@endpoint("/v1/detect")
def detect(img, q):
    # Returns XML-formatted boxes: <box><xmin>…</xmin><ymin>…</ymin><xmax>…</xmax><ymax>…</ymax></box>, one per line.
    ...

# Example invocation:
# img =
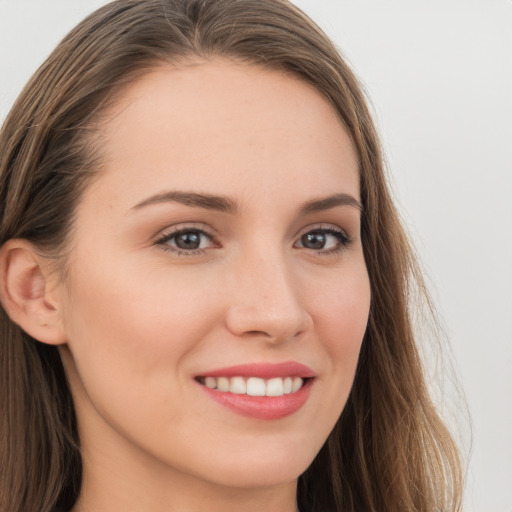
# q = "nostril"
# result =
<box><xmin>246</xmin><ymin>330</ymin><xmax>271</xmax><ymax>337</ymax></box>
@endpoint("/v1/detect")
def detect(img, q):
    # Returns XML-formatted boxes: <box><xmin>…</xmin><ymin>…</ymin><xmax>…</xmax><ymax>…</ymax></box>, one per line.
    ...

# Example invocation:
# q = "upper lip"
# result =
<box><xmin>197</xmin><ymin>361</ymin><xmax>316</xmax><ymax>379</ymax></box>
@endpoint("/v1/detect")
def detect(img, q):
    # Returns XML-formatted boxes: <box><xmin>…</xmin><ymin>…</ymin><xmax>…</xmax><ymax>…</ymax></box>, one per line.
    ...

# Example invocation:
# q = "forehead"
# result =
<box><xmin>90</xmin><ymin>58</ymin><xmax>360</xmax><ymax>209</ymax></box>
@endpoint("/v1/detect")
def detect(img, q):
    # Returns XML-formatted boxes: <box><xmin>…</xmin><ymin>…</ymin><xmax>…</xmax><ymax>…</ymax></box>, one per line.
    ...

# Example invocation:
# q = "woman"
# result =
<box><xmin>0</xmin><ymin>1</ymin><xmax>462</xmax><ymax>511</ymax></box>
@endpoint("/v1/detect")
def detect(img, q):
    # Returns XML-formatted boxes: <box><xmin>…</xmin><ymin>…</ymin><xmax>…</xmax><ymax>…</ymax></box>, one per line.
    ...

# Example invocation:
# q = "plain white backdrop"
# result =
<box><xmin>1</xmin><ymin>1</ymin><xmax>511</xmax><ymax>511</ymax></box>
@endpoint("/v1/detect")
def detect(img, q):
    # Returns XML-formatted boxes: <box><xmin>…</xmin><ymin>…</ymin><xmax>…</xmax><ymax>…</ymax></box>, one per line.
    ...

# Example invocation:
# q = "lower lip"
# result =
<box><xmin>198</xmin><ymin>379</ymin><xmax>313</xmax><ymax>420</ymax></box>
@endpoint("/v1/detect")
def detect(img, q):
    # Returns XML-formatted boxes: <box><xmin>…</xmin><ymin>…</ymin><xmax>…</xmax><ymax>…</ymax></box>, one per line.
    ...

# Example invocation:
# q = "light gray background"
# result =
<box><xmin>1</xmin><ymin>1</ymin><xmax>511</xmax><ymax>511</ymax></box>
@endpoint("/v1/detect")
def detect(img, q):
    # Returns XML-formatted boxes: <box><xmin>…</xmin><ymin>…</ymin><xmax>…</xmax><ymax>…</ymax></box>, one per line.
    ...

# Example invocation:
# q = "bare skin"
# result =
<box><xmin>21</xmin><ymin>59</ymin><xmax>370</xmax><ymax>512</ymax></box>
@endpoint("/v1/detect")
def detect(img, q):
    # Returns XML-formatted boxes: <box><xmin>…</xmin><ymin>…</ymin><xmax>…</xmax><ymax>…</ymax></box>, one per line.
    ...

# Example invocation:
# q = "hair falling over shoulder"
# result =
<box><xmin>0</xmin><ymin>1</ymin><xmax>463</xmax><ymax>510</ymax></box>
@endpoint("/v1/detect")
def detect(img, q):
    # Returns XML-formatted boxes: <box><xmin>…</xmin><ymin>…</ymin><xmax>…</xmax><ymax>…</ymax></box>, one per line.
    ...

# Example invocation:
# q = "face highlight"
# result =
<box><xmin>57</xmin><ymin>59</ymin><xmax>371</xmax><ymax>505</ymax></box>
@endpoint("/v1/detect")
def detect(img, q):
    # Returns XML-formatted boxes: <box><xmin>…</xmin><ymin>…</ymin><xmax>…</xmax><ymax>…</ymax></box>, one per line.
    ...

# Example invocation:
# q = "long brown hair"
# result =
<box><xmin>0</xmin><ymin>1</ymin><xmax>462</xmax><ymax>511</ymax></box>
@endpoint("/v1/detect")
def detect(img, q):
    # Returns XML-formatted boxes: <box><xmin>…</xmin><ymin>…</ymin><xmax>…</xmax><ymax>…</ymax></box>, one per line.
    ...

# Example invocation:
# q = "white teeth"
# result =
<box><xmin>291</xmin><ymin>376</ymin><xmax>303</xmax><ymax>393</ymax></box>
<box><xmin>217</xmin><ymin>377</ymin><xmax>230</xmax><ymax>392</ymax></box>
<box><xmin>230</xmin><ymin>376</ymin><xmax>246</xmax><ymax>394</ymax></box>
<box><xmin>283</xmin><ymin>377</ymin><xmax>293</xmax><ymax>394</ymax></box>
<box><xmin>246</xmin><ymin>377</ymin><xmax>266</xmax><ymax>396</ymax></box>
<box><xmin>205</xmin><ymin>377</ymin><xmax>217</xmax><ymax>389</ymax></box>
<box><xmin>201</xmin><ymin>376</ymin><xmax>306</xmax><ymax>396</ymax></box>
<box><xmin>266</xmin><ymin>377</ymin><xmax>284</xmax><ymax>396</ymax></box>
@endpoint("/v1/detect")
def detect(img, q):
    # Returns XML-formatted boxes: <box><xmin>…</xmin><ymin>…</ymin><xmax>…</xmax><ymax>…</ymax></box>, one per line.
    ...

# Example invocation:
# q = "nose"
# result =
<box><xmin>224</xmin><ymin>252</ymin><xmax>312</xmax><ymax>344</ymax></box>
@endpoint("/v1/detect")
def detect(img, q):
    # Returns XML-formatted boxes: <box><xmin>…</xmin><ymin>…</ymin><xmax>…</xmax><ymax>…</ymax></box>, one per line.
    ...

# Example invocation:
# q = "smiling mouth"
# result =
<box><xmin>196</xmin><ymin>376</ymin><xmax>309</xmax><ymax>397</ymax></box>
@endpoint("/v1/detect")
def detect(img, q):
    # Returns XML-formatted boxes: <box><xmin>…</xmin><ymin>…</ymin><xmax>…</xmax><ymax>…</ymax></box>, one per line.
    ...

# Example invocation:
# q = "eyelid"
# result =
<box><xmin>154</xmin><ymin>223</ymin><xmax>220</xmax><ymax>255</ymax></box>
<box><xmin>293</xmin><ymin>223</ymin><xmax>352</xmax><ymax>252</ymax></box>
<box><xmin>152</xmin><ymin>222</ymin><xmax>353</xmax><ymax>257</ymax></box>
<box><xmin>153</xmin><ymin>221</ymin><xmax>214</xmax><ymax>240</ymax></box>
<box><xmin>294</xmin><ymin>223</ymin><xmax>349</xmax><ymax>240</ymax></box>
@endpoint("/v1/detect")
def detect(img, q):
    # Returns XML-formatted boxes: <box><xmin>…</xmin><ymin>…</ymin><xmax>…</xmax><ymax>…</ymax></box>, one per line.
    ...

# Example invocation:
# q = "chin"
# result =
<box><xmin>182</xmin><ymin>443</ymin><xmax>318</xmax><ymax>490</ymax></box>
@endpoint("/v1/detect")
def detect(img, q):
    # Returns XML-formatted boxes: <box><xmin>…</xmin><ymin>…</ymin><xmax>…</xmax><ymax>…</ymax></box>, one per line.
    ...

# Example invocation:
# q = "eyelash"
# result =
<box><xmin>154</xmin><ymin>225</ymin><xmax>352</xmax><ymax>257</ymax></box>
<box><xmin>295</xmin><ymin>227</ymin><xmax>352</xmax><ymax>256</ymax></box>
<box><xmin>155</xmin><ymin>227</ymin><xmax>218</xmax><ymax>256</ymax></box>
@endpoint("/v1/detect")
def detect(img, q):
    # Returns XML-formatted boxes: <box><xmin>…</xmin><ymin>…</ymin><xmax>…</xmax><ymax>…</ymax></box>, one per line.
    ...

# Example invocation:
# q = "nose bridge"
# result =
<box><xmin>225</xmin><ymin>244</ymin><xmax>309</xmax><ymax>342</ymax></box>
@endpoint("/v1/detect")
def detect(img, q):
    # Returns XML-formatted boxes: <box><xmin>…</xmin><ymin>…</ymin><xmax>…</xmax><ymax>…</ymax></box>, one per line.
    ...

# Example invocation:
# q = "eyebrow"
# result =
<box><xmin>130</xmin><ymin>191</ymin><xmax>362</xmax><ymax>215</ymax></box>
<box><xmin>131</xmin><ymin>191</ymin><xmax>238</xmax><ymax>213</ymax></box>
<box><xmin>298</xmin><ymin>193</ymin><xmax>362</xmax><ymax>215</ymax></box>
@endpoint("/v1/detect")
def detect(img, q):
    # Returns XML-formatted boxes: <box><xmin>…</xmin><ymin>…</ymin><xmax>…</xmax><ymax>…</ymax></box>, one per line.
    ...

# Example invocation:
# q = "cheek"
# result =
<box><xmin>67</xmin><ymin>254</ymin><xmax>219</xmax><ymax>341</ymax></box>
<box><xmin>312</xmin><ymin>262</ymin><xmax>371</xmax><ymax>374</ymax></box>
<box><xmin>58</xmin><ymin>243</ymin><xmax>371</xmax><ymax>485</ymax></box>
<box><xmin>61</xmin><ymin>261</ymin><xmax>223</xmax><ymax>409</ymax></box>
<box><xmin>59</xmin><ymin>264</ymin><xmax>233</xmax><ymax>467</ymax></box>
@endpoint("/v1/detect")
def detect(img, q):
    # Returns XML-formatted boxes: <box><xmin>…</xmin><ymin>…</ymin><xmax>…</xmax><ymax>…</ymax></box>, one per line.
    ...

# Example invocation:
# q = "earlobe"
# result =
<box><xmin>0</xmin><ymin>239</ymin><xmax>67</xmax><ymax>345</ymax></box>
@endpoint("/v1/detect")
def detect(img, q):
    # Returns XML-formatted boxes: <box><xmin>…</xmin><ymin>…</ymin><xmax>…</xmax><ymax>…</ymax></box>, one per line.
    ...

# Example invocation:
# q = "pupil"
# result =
<box><xmin>302</xmin><ymin>232</ymin><xmax>326</xmax><ymax>249</ymax></box>
<box><xmin>176</xmin><ymin>232</ymin><xmax>200</xmax><ymax>250</ymax></box>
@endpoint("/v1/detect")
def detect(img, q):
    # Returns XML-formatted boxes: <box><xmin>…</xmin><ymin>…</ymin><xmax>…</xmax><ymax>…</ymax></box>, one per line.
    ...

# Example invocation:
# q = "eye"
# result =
<box><xmin>295</xmin><ymin>227</ymin><xmax>351</xmax><ymax>253</ymax></box>
<box><xmin>156</xmin><ymin>227</ymin><xmax>217</xmax><ymax>255</ymax></box>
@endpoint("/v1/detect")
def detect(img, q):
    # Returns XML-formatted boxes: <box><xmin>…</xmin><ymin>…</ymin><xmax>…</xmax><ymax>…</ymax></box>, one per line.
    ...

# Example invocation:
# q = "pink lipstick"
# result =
<box><xmin>196</xmin><ymin>362</ymin><xmax>314</xmax><ymax>420</ymax></box>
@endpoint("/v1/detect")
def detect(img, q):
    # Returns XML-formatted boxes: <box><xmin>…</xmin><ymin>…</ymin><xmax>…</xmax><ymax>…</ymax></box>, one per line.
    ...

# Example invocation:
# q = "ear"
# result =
<box><xmin>0</xmin><ymin>239</ymin><xmax>67</xmax><ymax>345</ymax></box>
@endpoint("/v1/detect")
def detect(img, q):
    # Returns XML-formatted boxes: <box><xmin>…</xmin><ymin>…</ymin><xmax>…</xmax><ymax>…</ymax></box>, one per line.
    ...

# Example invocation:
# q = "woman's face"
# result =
<box><xmin>58</xmin><ymin>59</ymin><xmax>370</xmax><ymax>492</ymax></box>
